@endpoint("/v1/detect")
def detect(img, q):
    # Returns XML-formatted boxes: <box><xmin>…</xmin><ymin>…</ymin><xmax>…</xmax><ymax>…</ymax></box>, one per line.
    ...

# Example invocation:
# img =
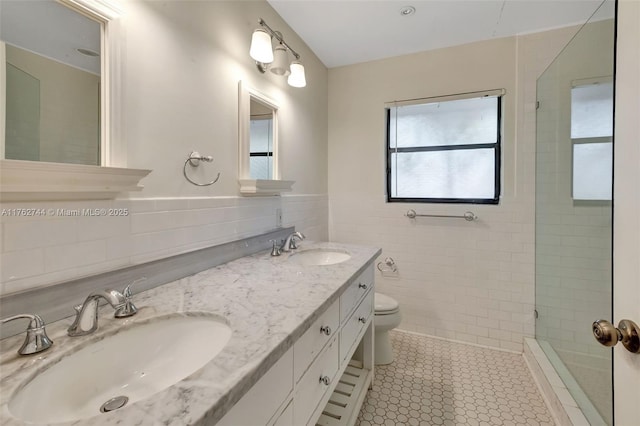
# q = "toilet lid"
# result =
<box><xmin>375</xmin><ymin>292</ymin><xmax>399</xmax><ymax>313</ymax></box>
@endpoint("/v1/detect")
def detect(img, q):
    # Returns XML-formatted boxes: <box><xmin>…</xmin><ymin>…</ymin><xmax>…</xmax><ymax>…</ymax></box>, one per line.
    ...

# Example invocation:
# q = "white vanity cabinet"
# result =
<box><xmin>218</xmin><ymin>263</ymin><xmax>375</xmax><ymax>426</ymax></box>
<box><xmin>216</xmin><ymin>348</ymin><xmax>294</xmax><ymax>426</ymax></box>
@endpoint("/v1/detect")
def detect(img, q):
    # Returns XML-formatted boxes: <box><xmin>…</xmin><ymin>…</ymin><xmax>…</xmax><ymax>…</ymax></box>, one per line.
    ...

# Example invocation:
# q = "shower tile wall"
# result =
<box><xmin>0</xmin><ymin>195</ymin><xmax>328</xmax><ymax>296</ymax></box>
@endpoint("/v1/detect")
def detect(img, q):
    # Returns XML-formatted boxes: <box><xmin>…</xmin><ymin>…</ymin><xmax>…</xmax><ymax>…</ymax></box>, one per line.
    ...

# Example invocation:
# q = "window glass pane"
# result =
<box><xmin>390</xmin><ymin>149</ymin><xmax>495</xmax><ymax>199</ymax></box>
<box><xmin>571</xmin><ymin>82</ymin><xmax>613</xmax><ymax>138</ymax></box>
<box><xmin>250</xmin><ymin>118</ymin><xmax>272</xmax><ymax>153</ymax></box>
<box><xmin>249</xmin><ymin>156</ymin><xmax>272</xmax><ymax>180</ymax></box>
<box><xmin>390</xmin><ymin>96</ymin><xmax>497</xmax><ymax>148</ymax></box>
<box><xmin>573</xmin><ymin>142</ymin><xmax>612</xmax><ymax>200</ymax></box>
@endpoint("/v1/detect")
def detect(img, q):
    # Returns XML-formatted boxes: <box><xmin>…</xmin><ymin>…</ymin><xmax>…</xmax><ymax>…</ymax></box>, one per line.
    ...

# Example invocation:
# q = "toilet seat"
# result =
<box><xmin>374</xmin><ymin>292</ymin><xmax>399</xmax><ymax>315</ymax></box>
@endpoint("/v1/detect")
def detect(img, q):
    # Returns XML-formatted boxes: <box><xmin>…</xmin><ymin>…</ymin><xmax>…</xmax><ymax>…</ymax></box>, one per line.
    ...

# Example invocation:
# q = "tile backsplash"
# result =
<box><xmin>0</xmin><ymin>194</ymin><xmax>328</xmax><ymax>296</ymax></box>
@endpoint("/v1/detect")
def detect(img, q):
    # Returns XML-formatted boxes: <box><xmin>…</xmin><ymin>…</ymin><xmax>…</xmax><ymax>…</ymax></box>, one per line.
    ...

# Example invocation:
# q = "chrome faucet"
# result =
<box><xmin>67</xmin><ymin>284</ymin><xmax>138</xmax><ymax>337</ymax></box>
<box><xmin>281</xmin><ymin>231</ymin><xmax>306</xmax><ymax>252</ymax></box>
<box><xmin>1</xmin><ymin>314</ymin><xmax>53</xmax><ymax>355</ymax></box>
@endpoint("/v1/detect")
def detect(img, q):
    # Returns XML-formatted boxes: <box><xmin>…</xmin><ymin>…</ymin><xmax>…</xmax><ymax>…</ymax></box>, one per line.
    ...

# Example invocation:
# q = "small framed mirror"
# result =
<box><xmin>249</xmin><ymin>95</ymin><xmax>277</xmax><ymax>180</ymax></box>
<box><xmin>238</xmin><ymin>81</ymin><xmax>294</xmax><ymax>195</ymax></box>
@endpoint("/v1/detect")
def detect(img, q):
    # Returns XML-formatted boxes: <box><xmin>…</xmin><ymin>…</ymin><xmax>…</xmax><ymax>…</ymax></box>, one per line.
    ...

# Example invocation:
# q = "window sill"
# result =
<box><xmin>0</xmin><ymin>160</ymin><xmax>151</xmax><ymax>201</ymax></box>
<box><xmin>238</xmin><ymin>179</ymin><xmax>294</xmax><ymax>196</ymax></box>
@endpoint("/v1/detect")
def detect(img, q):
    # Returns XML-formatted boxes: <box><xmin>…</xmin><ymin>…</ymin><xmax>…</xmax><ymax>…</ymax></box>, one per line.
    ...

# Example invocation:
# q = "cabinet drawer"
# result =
<box><xmin>273</xmin><ymin>400</ymin><xmax>293</xmax><ymax>426</ymax></box>
<box><xmin>340</xmin><ymin>292</ymin><xmax>373</xmax><ymax>362</ymax></box>
<box><xmin>294</xmin><ymin>299</ymin><xmax>339</xmax><ymax>382</ymax></box>
<box><xmin>293</xmin><ymin>335</ymin><xmax>339</xmax><ymax>426</ymax></box>
<box><xmin>340</xmin><ymin>265</ymin><xmax>374</xmax><ymax>324</ymax></box>
<box><xmin>217</xmin><ymin>347</ymin><xmax>293</xmax><ymax>426</ymax></box>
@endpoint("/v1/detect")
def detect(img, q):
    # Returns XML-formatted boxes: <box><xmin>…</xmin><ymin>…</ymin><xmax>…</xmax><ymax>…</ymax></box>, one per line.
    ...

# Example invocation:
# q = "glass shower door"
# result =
<box><xmin>535</xmin><ymin>1</ymin><xmax>615</xmax><ymax>424</ymax></box>
<box><xmin>5</xmin><ymin>62</ymin><xmax>40</xmax><ymax>161</ymax></box>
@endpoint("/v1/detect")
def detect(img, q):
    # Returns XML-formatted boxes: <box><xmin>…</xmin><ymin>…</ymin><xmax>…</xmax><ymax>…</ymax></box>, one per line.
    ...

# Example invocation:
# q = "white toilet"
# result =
<box><xmin>374</xmin><ymin>292</ymin><xmax>402</xmax><ymax>365</ymax></box>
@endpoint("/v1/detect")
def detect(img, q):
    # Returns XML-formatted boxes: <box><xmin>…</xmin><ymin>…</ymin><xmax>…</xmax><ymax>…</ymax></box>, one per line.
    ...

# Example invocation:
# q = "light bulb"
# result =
<box><xmin>270</xmin><ymin>45</ymin><xmax>290</xmax><ymax>76</ymax></box>
<box><xmin>287</xmin><ymin>61</ymin><xmax>306</xmax><ymax>88</ymax></box>
<box><xmin>249</xmin><ymin>29</ymin><xmax>273</xmax><ymax>63</ymax></box>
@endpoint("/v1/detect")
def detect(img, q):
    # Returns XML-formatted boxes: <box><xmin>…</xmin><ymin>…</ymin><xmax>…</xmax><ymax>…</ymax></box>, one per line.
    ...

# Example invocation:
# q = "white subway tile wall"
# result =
<box><xmin>0</xmin><ymin>195</ymin><xmax>328</xmax><ymax>296</ymax></box>
<box><xmin>330</xmin><ymin>194</ymin><xmax>535</xmax><ymax>353</ymax></box>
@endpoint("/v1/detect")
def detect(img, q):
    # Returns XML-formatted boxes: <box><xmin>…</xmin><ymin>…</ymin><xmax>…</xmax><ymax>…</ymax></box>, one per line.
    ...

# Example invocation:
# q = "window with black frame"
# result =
<box><xmin>386</xmin><ymin>90</ymin><xmax>503</xmax><ymax>204</ymax></box>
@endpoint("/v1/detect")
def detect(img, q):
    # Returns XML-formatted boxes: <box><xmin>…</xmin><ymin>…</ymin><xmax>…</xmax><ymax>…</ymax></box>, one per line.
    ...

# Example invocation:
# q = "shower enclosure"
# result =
<box><xmin>535</xmin><ymin>1</ymin><xmax>615</xmax><ymax>424</ymax></box>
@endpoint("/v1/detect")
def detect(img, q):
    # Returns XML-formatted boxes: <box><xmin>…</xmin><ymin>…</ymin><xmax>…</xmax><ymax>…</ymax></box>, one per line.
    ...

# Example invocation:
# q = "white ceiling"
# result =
<box><xmin>0</xmin><ymin>0</ymin><xmax>101</xmax><ymax>75</ymax></box>
<box><xmin>267</xmin><ymin>0</ymin><xmax>613</xmax><ymax>68</ymax></box>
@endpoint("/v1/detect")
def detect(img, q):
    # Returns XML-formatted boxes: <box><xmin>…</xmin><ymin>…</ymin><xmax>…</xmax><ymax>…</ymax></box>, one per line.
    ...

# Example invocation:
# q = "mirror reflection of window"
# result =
<box><xmin>571</xmin><ymin>79</ymin><xmax>613</xmax><ymax>201</ymax></box>
<box><xmin>249</xmin><ymin>99</ymin><xmax>274</xmax><ymax>180</ymax></box>
<box><xmin>1</xmin><ymin>0</ymin><xmax>101</xmax><ymax>165</ymax></box>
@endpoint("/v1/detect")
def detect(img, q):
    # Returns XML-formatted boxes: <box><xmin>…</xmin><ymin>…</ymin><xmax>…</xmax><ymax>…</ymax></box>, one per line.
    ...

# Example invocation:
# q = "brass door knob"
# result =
<box><xmin>592</xmin><ymin>319</ymin><xmax>640</xmax><ymax>353</ymax></box>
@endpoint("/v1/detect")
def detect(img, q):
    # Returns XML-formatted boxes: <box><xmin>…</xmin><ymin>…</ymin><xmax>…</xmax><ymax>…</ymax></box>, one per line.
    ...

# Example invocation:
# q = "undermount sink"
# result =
<box><xmin>9</xmin><ymin>314</ymin><xmax>232</xmax><ymax>424</ymax></box>
<box><xmin>289</xmin><ymin>248</ymin><xmax>351</xmax><ymax>266</ymax></box>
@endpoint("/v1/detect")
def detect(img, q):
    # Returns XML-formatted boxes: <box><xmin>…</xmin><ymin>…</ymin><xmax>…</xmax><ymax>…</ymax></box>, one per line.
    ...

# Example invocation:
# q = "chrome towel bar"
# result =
<box><xmin>405</xmin><ymin>209</ymin><xmax>477</xmax><ymax>221</ymax></box>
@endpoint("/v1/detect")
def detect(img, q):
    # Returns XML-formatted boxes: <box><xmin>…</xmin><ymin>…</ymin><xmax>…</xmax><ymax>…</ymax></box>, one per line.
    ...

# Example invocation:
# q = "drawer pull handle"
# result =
<box><xmin>319</xmin><ymin>375</ymin><xmax>331</xmax><ymax>386</ymax></box>
<box><xmin>358</xmin><ymin>283</ymin><xmax>368</xmax><ymax>290</ymax></box>
<box><xmin>320</xmin><ymin>325</ymin><xmax>332</xmax><ymax>336</ymax></box>
<box><xmin>358</xmin><ymin>316</ymin><xmax>367</xmax><ymax>324</ymax></box>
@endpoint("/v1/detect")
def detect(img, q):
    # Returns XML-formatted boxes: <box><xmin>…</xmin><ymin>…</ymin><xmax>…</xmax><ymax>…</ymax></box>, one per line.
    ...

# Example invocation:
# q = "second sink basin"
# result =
<box><xmin>289</xmin><ymin>248</ymin><xmax>351</xmax><ymax>266</ymax></box>
<box><xmin>8</xmin><ymin>313</ymin><xmax>232</xmax><ymax>424</ymax></box>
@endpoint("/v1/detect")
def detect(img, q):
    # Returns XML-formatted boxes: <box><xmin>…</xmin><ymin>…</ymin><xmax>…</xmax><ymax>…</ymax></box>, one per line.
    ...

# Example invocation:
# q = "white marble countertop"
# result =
<box><xmin>0</xmin><ymin>241</ymin><xmax>380</xmax><ymax>425</ymax></box>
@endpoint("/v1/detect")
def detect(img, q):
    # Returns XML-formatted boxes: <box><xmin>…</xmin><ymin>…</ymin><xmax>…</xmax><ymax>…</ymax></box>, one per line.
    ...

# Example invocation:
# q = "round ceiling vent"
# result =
<box><xmin>400</xmin><ymin>6</ymin><xmax>416</xmax><ymax>16</ymax></box>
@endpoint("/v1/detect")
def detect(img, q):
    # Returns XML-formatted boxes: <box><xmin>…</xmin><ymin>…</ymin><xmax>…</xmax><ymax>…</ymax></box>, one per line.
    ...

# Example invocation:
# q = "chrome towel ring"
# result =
<box><xmin>376</xmin><ymin>257</ymin><xmax>398</xmax><ymax>273</ymax></box>
<box><xmin>183</xmin><ymin>151</ymin><xmax>221</xmax><ymax>186</ymax></box>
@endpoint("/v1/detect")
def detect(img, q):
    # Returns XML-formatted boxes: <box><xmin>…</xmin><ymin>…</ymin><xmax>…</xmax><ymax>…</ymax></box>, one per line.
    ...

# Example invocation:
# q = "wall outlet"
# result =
<box><xmin>276</xmin><ymin>208</ymin><xmax>283</xmax><ymax>228</ymax></box>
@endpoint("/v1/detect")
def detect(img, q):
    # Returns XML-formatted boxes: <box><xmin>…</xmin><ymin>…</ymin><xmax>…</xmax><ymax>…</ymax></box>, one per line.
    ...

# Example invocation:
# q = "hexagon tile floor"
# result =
<box><xmin>355</xmin><ymin>331</ymin><xmax>556</xmax><ymax>426</ymax></box>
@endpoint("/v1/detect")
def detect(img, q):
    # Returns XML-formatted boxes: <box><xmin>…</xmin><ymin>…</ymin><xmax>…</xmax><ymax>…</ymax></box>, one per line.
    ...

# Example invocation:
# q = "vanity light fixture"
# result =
<box><xmin>249</xmin><ymin>18</ymin><xmax>306</xmax><ymax>88</ymax></box>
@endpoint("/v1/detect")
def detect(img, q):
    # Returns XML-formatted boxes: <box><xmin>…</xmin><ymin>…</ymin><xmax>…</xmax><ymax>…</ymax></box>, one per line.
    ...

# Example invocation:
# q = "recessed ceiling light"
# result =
<box><xmin>400</xmin><ymin>6</ymin><xmax>416</xmax><ymax>16</ymax></box>
<box><xmin>76</xmin><ymin>48</ymin><xmax>99</xmax><ymax>57</ymax></box>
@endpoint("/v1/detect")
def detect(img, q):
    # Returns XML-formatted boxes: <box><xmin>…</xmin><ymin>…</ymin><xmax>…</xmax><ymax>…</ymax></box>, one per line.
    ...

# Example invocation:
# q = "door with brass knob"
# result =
<box><xmin>534</xmin><ymin>3</ymin><xmax>640</xmax><ymax>423</ymax></box>
<box><xmin>592</xmin><ymin>319</ymin><xmax>640</xmax><ymax>353</ymax></box>
<box><xmin>614</xmin><ymin>3</ymin><xmax>640</xmax><ymax>424</ymax></box>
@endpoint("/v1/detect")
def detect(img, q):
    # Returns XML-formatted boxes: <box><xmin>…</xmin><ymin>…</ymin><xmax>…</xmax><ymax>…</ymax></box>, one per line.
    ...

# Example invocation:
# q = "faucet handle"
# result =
<box><xmin>269</xmin><ymin>239</ymin><xmax>281</xmax><ymax>257</ymax></box>
<box><xmin>114</xmin><ymin>278</ymin><xmax>143</xmax><ymax>318</ymax></box>
<box><xmin>114</xmin><ymin>288</ymin><xmax>137</xmax><ymax>318</ymax></box>
<box><xmin>126</xmin><ymin>277</ymin><xmax>147</xmax><ymax>291</ymax></box>
<box><xmin>1</xmin><ymin>314</ymin><xmax>53</xmax><ymax>355</ymax></box>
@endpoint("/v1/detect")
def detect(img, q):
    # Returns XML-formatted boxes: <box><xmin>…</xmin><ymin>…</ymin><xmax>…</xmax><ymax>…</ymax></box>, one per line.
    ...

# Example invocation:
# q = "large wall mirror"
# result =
<box><xmin>1</xmin><ymin>0</ymin><xmax>102</xmax><ymax>165</ymax></box>
<box><xmin>0</xmin><ymin>0</ymin><xmax>150</xmax><ymax>201</ymax></box>
<box><xmin>238</xmin><ymin>81</ymin><xmax>293</xmax><ymax>196</ymax></box>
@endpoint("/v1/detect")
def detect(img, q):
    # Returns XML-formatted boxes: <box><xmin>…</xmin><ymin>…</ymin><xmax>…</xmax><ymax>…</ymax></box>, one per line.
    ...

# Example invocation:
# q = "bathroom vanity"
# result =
<box><xmin>0</xmin><ymin>241</ymin><xmax>380</xmax><ymax>425</ymax></box>
<box><xmin>218</xmin><ymin>259</ymin><xmax>375</xmax><ymax>426</ymax></box>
